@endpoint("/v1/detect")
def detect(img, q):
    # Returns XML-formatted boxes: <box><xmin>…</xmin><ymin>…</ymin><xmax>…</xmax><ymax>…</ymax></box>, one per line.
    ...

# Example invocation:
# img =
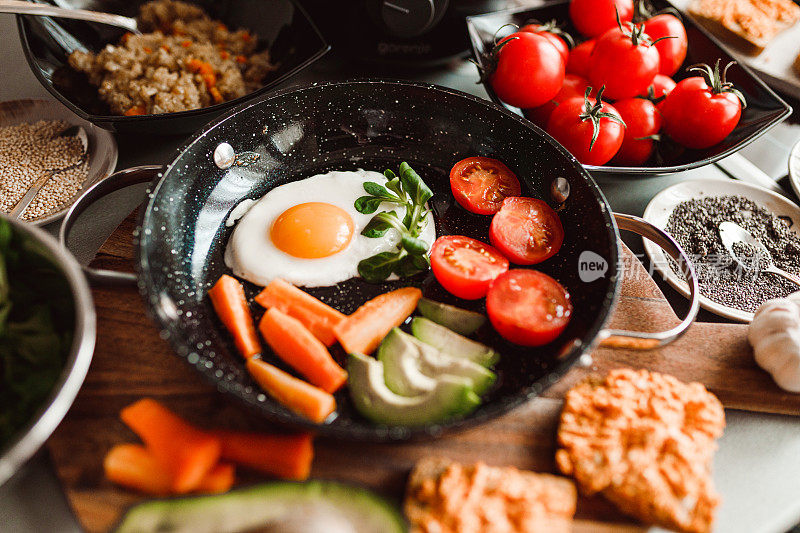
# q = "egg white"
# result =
<box><xmin>224</xmin><ymin>169</ymin><xmax>437</xmax><ymax>287</ymax></box>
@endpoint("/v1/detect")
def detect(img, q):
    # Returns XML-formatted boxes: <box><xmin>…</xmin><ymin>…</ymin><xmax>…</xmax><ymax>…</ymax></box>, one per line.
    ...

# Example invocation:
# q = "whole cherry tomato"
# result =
<box><xmin>611</xmin><ymin>98</ymin><xmax>662</xmax><ymax>166</ymax></box>
<box><xmin>519</xmin><ymin>19</ymin><xmax>574</xmax><ymax>63</ymax></box>
<box><xmin>569</xmin><ymin>0</ymin><xmax>633</xmax><ymax>38</ymax></box>
<box><xmin>644</xmin><ymin>14</ymin><xmax>688</xmax><ymax>77</ymax></box>
<box><xmin>486</xmin><ymin>269</ymin><xmax>572</xmax><ymax>346</ymax></box>
<box><xmin>660</xmin><ymin>60</ymin><xmax>746</xmax><ymax>149</ymax></box>
<box><xmin>546</xmin><ymin>87</ymin><xmax>626</xmax><ymax>165</ymax></box>
<box><xmin>523</xmin><ymin>74</ymin><xmax>595</xmax><ymax>128</ymax></box>
<box><xmin>486</xmin><ymin>32</ymin><xmax>565</xmax><ymax>109</ymax></box>
<box><xmin>589</xmin><ymin>23</ymin><xmax>660</xmax><ymax>100</ymax></box>
<box><xmin>644</xmin><ymin>74</ymin><xmax>677</xmax><ymax>99</ymax></box>
<box><xmin>566</xmin><ymin>39</ymin><xmax>595</xmax><ymax>77</ymax></box>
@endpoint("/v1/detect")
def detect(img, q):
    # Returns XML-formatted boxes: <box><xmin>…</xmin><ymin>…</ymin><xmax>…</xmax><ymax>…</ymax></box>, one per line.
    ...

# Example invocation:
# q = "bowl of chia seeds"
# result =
<box><xmin>643</xmin><ymin>178</ymin><xmax>800</xmax><ymax>322</ymax></box>
<box><xmin>0</xmin><ymin>99</ymin><xmax>117</xmax><ymax>226</ymax></box>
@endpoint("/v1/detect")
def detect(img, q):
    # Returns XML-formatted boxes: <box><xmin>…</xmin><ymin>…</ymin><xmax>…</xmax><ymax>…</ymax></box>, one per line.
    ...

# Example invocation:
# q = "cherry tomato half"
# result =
<box><xmin>486</xmin><ymin>269</ymin><xmax>573</xmax><ymax>346</ymax></box>
<box><xmin>430</xmin><ymin>236</ymin><xmax>510</xmax><ymax>300</ymax></box>
<box><xmin>489</xmin><ymin>197</ymin><xmax>564</xmax><ymax>265</ymax></box>
<box><xmin>449</xmin><ymin>157</ymin><xmax>522</xmax><ymax>215</ymax></box>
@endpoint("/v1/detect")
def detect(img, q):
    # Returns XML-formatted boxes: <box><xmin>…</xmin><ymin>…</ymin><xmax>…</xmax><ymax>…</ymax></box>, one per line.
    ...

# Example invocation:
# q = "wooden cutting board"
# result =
<box><xmin>45</xmin><ymin>212</ymin><xmax>799</xmax><ymax>533</ymax></box>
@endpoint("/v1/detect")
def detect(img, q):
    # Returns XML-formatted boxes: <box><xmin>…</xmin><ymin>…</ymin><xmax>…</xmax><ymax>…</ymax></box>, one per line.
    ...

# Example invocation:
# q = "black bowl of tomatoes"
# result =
<box><xmin>467</xmin><ymin>0</ymin><xmax>792</xmax><ymax>176</ymax></box>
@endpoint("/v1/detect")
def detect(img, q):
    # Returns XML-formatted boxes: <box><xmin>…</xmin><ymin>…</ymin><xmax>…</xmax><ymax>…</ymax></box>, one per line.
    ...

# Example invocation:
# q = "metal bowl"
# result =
<box><xmin>17</xmin><ymin>0</ymin><xmax>329</xmax><ymax>134</ymax></box>
<box><xmin>0</xmin><ymin>98</ymin><xmax>118</xmax><ymax>226</ymax></box>
<box><xmin>0</xmin><ymin>214</ymin><xmax>95</xmax><ymax>486</ymax></box>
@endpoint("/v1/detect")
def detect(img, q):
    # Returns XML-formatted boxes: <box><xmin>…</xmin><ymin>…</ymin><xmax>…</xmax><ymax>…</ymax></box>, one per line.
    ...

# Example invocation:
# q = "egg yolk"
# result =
<box><xmin>270</xmin><ymin>202</ymin><xmax>355</xmax><ymax>259</ymax></box>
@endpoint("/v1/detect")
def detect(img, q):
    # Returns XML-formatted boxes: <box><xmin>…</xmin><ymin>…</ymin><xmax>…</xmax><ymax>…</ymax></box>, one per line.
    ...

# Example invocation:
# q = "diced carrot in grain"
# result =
<box><xmin>258</xmin><ymin>308</ymin><xmax>347</xmax><ymax>393</ymax></box>
<box><xmin>103</xmin><ymin>444</ymin><xmax>172</xmax><ymax>496</ymax></box>
<box><xmin>255</xmin><ymin>278</ymin><xmax>346</xmax><ymax>346</ymax></box>
<box><xmin>213</xmin><ymin>429</ymin><xmax>314</xmax><ymax>480</ymax></box>
<box><xmin>246</xmin><ymin>357</ymin><xmax>336</xmax><ymax>423</ymax></box>
<box><xmin>334</xmin><ymin>287</ymin><xmax>422</xmax><ymax>355</ymax></box>
<box><xmin>124</xmin><ymin>106</ymin><xmax>146</xmax><ymax>116</ymax></box>
<box><xmin>120</xmin><ymin>399</ymin><xmax>221</xmax><ymax>493</ymax></box>
<box><xmin>208</xmin><ymin>274</ymin><xmax>261</xmax><ymax>359</ymax></box>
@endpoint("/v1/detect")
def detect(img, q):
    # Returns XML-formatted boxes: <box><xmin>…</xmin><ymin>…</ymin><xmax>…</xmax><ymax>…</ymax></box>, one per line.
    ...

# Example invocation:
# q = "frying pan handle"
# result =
<box><xmin>60</xmin><ymin>165</ymin><xmax>166</xmax><ymax>286</ymax></box>
<box><xmin>597</xmin><ymin>213</ymin><xmax>700</xmax><ymax>350</ymax></box>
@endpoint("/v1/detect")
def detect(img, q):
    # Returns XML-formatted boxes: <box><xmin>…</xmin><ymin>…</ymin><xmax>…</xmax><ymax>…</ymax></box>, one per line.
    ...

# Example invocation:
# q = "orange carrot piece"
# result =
<box><xmin>254</xmin><ymin>278</ymin><xmax>346</xmax><ymax>346</ymax></box>
<box><xmin>213</xmin><ymin>429</ymin><xmax>314</xmax><ymax>480</ymax></box>
<box><xmin>120</xmin><ymin>399</ymin><xmax>221</xmax><ymax>494</ymax></box>
<box><xmin>195</xmin><ymin>462</ymin><xmax>235</xmax><ymax>494</ymax></box>
<box><xmin>124</xmin><ymin>106</ymin><xmax>145</xmax><ymax>116</ymax></box>
<box><xmin>208</xmin><ymin>274</ymin><xmax>261</xmax><ymax>359</ymax></box>
<box><xmin>334</xmin><ymin>287</ymin><xmax>422</xmax><ymax>355</ymax></box>
<box><xmin>258</xmin><ymin>308</ymin><xmax>347</xmax><ymax>393</ymax></box>
<box><xmin>103</xmin><ymin>443</ymin><xmax>173</xmax><ymax>496</ymax></box>
<box><xmin>246</xmin><ymin>357</ymin><xmax>336</xmax><ymax>424</ymax></box>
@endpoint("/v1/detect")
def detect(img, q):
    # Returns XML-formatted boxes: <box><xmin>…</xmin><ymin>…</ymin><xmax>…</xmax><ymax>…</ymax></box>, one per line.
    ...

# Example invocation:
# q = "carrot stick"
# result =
<box><xmin>103</xmin><ymin>443</ymin><xmax>173</xmax><ymax>496</ymax></box>
<box><xmin>246</xmin><ymin>357</ymin><xmax>336</xmax><ymax>424</ymax></box>
<box><xmin>120</xmin><ymin>399</ymin><xmax>221</xmax><ymax>493</ymax></box>
<box><xmin>208</xmin><ymin>274</ymin><xmax>261</xmax><ymax>359</ymax></box>
<box><xmin>334</xmin><ymin>287</ymin><xmax>422</xmax><ymax>355</ymax></box>
<box><xmin>258</xmin><ymin>308</ymin><xmax>347</xmax><ymax>393</ymax></box>
<box><xmin>254</xmin><ymin>278</ymin><xmax>346</xmax><ymax>346</ymax></box>
<box><xmin>195</xmin><ymin>462</ymin><xmax>235</xmax><ymax>494</ymax></box>
<box><xmin>212</xmin><ymin>429</ymin><xmax>314</xmax><ymax>480</ymax></box>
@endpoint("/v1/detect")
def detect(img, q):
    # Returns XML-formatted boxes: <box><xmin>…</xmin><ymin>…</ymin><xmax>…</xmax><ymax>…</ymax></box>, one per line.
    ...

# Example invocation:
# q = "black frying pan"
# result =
<box><xmin>62</xmin><ymin>80</ymin><xmax>699</xmax><ymax>441</ymax></box>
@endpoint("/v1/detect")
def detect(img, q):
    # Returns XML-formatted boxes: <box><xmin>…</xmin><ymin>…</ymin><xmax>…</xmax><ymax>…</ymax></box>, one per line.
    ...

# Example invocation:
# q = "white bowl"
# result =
<box><xmin>642</xmin><ymin>178</ymin><xmax>800</xmax><ymax>322</ymax></box>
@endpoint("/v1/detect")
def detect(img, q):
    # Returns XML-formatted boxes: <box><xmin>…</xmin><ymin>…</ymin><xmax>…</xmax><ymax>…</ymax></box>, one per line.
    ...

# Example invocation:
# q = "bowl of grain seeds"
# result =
<box><xmin>0</xmin><ymin>99</ymin><xmax>118</xmax><ymax>226</ymax></box>
<box><xmin>643</xmin><ymin>178</ymin><xmax>800</xmax><ymax>322</ymax></box>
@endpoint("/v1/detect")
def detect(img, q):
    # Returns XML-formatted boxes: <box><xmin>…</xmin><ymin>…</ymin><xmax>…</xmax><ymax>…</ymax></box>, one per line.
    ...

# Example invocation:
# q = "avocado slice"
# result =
<box><xmin>411</xmin><ymin>317</ymin><xmax>499</xmax><ymax>367</ymax></box>
<box><xmin>416</xmin><ymin>298</ymin><xmax>487</xmax><ymax>336</ymax></box>
<box><xmin>114</xmin><ymin>480</ymin><xmax>405</xmax><ymax>533</ymax></box>
<box><xmin>378</xmin><ymin>328</ymin><xmax>496</xmax><ymax>396</ymax></box>
<box><xmin>347</xmin><ymin>352</ymin><xmax>480</xmax><ymax>427</ymax></box>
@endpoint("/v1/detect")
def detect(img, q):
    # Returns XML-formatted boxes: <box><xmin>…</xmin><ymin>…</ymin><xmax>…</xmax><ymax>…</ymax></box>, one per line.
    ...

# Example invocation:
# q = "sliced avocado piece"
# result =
<box><xmin>378</xmin><ymin>328</ymin><xmax>496</xmax><ymax>396</ymax></box>
<box><xmin>347</xmin><ymin>352</ymin><xmax>480</xmax><ymax>427</ymax></box>
<box><xmin>411</xmin><ymin>317</ymin><xmax>499</xmax><ymax>367</ymax></box>
<box><xmin>417</xmin><ymin>297</ymin><xmax>487</xmax><ymax>336</ymax></box>
<box><xmin>114</xmin><ymin>480</ymin><xmax>405</xmax><ymax>533</ymax></box>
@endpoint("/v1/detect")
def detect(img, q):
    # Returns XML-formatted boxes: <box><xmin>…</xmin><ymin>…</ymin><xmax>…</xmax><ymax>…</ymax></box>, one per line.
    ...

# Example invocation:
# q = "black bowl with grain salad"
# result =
<box><xmin>17</xmin><ymin>0</ymin><xmax>329</xmax><ymax>133</ymax></box>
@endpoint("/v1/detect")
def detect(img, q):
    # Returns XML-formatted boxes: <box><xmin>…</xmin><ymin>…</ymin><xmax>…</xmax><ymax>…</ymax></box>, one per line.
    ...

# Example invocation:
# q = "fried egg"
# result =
<box><xmin>224</xmin><ymin>169</ymin><xmax>436</xmax><ymax>287</ymax></box>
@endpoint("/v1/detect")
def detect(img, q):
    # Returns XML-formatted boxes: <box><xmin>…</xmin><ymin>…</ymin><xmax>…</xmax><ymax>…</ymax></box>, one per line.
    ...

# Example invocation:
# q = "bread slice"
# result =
<box><xmin>405</xmin><ymin>457</ymin><xmax>576</xmax><ymax>533</ymax></box>
<box><xmin>689</xmin><ymin>0</ymin><xmax>800</xmax><ymax>55</ymax></box>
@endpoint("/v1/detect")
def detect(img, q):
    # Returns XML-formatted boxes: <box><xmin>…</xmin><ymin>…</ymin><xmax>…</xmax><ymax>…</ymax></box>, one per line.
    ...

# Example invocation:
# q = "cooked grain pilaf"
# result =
<box><xmin>68</xmin><ymin>0</ymin><xmax>277</xmax><ymax>116</ymax></box>
<box><xmin>0</xmin><ymin>120</ymin><xmax>88</xmax><ymax>221</ymax></box>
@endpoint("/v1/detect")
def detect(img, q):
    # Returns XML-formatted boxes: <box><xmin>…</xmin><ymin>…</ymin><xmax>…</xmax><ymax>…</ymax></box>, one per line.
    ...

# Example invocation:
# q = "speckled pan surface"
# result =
<box><xmin>136</xmin><ymin>80</ymin><xmax>620</xmax><ymax>441</ymax></box>
<box><xmin>0</xmin><ymin>99</ymin><xmax>117</xmax><ymax>226</ymax></box>
<box><xmin>16</xmin><ymin>0</ymin><xmax>329</xmax><ymax>134</ymax></box>
<box><xmin>467</xmin><ymin>0</ymin><xmax>792</xmax><ymax>176</ymax></box>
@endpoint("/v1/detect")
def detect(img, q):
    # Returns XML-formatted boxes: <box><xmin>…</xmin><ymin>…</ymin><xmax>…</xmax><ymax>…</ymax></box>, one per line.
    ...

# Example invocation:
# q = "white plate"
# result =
<box><xmin>642</xmin><ymin>178</ymin><xmax>800</xmax><ymax>322</ymax></box>
<box><xmin>788</xmin><ymin>139</ymin><xmax>800</xmax><ymax>200</ymax></box>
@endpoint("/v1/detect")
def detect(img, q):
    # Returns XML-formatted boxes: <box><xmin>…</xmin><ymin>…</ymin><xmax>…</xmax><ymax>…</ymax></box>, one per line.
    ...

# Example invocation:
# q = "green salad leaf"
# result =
<box><xmin>354</xmin><ymin>163</ymin><xmax>434</xmax><ymax>282</ymax></box>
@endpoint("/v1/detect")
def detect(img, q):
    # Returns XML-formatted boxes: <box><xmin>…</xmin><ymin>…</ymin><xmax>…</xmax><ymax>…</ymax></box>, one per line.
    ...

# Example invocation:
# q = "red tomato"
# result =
<box><xmin>519</xmin><ymin>20</ymin><xmax>572</xmax><ymax>63</ymax></box>
<box><xmin>430</xmin><ymin>236</ymin><xmax>509</xmax><ymax>300</ymax></box>
<box><xmin>569</xmin><ymin>0</ymin><xmax>633</xmax><ymax>38</ymax></box>
<box><xmin>611</xmin><ymin>98</ymin><xmax>662</xmax><ymax>166</ymax></box>
<box><xmin>489</xmin><ymin>197</ymin><xmax>564</xmax><ymax>265</ymax></box>
<box><xmin>523</xmin><ymin>74</ymin><xmax>594</xmax><ymax>128</ymax></box>
<box><xmin>644</xmin><ymin>14</ymin><xmax>688</xmax><ymax>77</ymax></box>
<box><xmin>660</xmin><ymin>61</ymin><xmax>745</xmax><ymax>149</ymax></box>
<box><xmin>566</xmin><ymin>39</ymin><xmax>595</xmax><ymax>77</ymax></box>
<box><xmin>589</xmin><ymin>24</ymin><xmax>660</xmax><ymax>100</ymax></box>
<box><xmin>546</xmin><ymin>92</ymin><xmax>625</xmax><ymax>165</ymax></box>
<box><xmin>449</xmin><ymin>157</ymin><xmax>522</xmax><ymax>215</ymax></box>
<box><xmin>486</xmin><ymin>269</ymin><xmax>572</xmax><ymax>346</ymax></box>
<box><xmin>645</xmin><ymin>74</ymin><xmax>677</xmax><ymax>99</ymax></box>
<box><xmin>488</xmin><ymin>32</ymin><xmax>565</xmax><ymax>109</ymax></box>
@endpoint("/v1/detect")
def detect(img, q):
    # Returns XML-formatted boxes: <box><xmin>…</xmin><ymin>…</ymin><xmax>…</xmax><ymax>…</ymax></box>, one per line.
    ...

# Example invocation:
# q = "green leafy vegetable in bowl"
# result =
<box><xmin>355</xmin><ymin>162</ymin><xmax>434</xmax><ymax>282</ymax></box>
<box><xmin>0</xmin><ymin>219</ymin><xmax>74</xmax><ymax>448</ymax></box>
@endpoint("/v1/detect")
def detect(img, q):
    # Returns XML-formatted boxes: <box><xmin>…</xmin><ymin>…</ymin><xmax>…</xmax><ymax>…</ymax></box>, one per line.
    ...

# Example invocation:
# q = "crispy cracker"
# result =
<box><xmin>405</xmin><ymin>457</ymin><xmax>576</xmax><ymax>533</ymax></box>
<box><xmin>556</xmin><ymin>369</ymin><xmax>725</xmax><ymax>533</ymax></box>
